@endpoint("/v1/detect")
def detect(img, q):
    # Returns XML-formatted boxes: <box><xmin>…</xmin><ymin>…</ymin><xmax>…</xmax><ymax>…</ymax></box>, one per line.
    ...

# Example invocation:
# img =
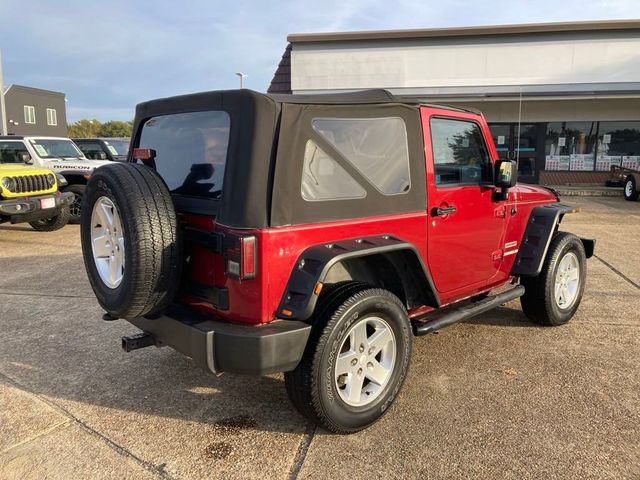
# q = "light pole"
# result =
<box><xmin>0</xmin><ymin>49</ymin><xmax>7</xmax><ymax>136</ymax></box>
<box><xmin>235</xmin><ymin>72</ymin><xmax>247</xmax><ymax>89</ymax></box>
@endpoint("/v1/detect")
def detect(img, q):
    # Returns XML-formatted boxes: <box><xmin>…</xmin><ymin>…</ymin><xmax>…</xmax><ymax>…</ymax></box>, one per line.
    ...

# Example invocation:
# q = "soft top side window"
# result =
<box><xmin>301</xmin><ymin>140</ymin><xmax>366</xmax><ymax>201</ymax></box>
<box><xmin>311</xmin><ymin>117</ymin><xmax>411</xmax><ymax>195</ymax></box>
<box><xmin>430</xmin><ymin>117</ymin><xmax>492</xmax><ymax>186</ymax></box>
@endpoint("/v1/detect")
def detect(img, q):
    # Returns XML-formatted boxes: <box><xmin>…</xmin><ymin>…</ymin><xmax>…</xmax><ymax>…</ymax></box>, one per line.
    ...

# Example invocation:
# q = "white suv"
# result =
<box><xmin>0</xmin><ymin>136</ymin><xmax>111</xmax><ymax>222</ymax></box>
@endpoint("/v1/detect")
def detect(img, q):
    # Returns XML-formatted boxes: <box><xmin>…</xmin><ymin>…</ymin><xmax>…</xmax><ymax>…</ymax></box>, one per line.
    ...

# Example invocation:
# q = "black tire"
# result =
<box><xmin>520</xmin><ymin>232</ymin><xmax>586</xmax><ymax>326</ymax></box>
<box><xmin>624</xmin><ymin>175</ymin><xmax>639</xmax><ymax>201</ymax></box>
<box><xmin>63</xmin><ymin>184</ymin><xmax>86</xmax><ymax>223</ymax></box>
<box><xmin>285</xmin><ymin>283</ymin><xmax>412</xmax><ymax>433</ymax></box>
<box><xmin>29</xmin><ymin>206</ymin><xmax>70</xmax><ymax>232</ymax></box>
<box><xmin>80</xmin><ymin>163</ymin><xmax>182</xmax><ymax>319</ymax></box>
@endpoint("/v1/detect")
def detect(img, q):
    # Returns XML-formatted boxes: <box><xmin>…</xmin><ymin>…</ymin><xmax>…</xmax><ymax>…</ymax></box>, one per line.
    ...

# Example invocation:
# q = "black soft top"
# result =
<box><xmin>130</xmin><ymin>89</ymin><xmax>465</xmax><ymax>228</ymax></box>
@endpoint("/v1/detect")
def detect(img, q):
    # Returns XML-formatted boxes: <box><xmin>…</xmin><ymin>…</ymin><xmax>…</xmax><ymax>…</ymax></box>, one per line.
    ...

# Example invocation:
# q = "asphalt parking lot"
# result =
<box><xmin>1</xmin><ymin>196</ymin><xmax>639</xmax><ymax>479</ymax></box>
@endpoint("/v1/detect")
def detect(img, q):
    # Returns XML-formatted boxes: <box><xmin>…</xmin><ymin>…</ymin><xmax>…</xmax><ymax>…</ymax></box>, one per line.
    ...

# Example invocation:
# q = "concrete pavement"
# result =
<box><xmin>0</xmin><ymin>196</ymin><xmax>638</xmax><ymax>479</ymax></box>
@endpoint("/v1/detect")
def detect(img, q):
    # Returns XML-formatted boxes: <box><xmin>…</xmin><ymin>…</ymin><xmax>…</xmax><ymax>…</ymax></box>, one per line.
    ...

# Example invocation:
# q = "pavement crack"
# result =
<box><xmin>288</xmin><ymin>422</ymin><xmax>317</xmax><ymax>480</ymax></box>
<box><xmin>0</xmin><ymin>371</ymin><xmax>175</xmax><ymax>480</ymax></box>
<box><xmin>0</xmin><ymin>290</ymin><xmax>95</xmax><ymax>299</ymax></box>
<box><xmin>1</xmin><ymin>419</ymin><xmax>71</xmax><ymax>455</ymax></box>
<box><xmin>593</xmin><ymin>255</ymin><xmax>640</xmax><ymax>290</ymax></box>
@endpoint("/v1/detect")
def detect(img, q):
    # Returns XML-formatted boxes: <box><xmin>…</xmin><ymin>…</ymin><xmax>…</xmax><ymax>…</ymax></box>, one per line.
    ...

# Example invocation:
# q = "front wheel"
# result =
<box><xmin>63</xmin><ymin>184</ymin><xmax>86</xmax><ymax>223</ymax></box>
<box><xmin>285</xmin><ymin>285</ymin><xmax>412</xmax><ymax>433</ymax></box>
<box><xmin>29</xmin><ymin>207</ymin><xmax>70</xmax><ymax>232</ymax></box>
<box><xmin>624</xmin><ymin>175</ymin><xmax>638</xmax><ymax>201</ymax></box>
<box><xmin>520</xmin><ymin>232</ymin><xmax>586</xmax><ymax>326</ymax></box>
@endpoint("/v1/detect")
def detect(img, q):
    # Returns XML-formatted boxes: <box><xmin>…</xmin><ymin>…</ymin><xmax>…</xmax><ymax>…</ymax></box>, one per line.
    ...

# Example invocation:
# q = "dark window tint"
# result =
<box><xmin>430</xmin><ymin>118</ymin><xmax>492</xmax><ymax>185</ymax></box>
<box><xmin>138</xmin><ymin>111</ymin><xmax>230</xmax><ymax>198</ymax></box>
<box><xmin>312</xmin><ymin>117</ymin><xmax>411</xmax><ymax>195</ymax></box>
<box><xmin>596</xmin><ymin>122</ymin><xmax>640</xmax><ymax>156</ymax></box>
<box><xmin>104</xmin><ymin>139</ymin><xmax>129</xmax><ymax>156</ymax></box>
<box><xmin>77</xmin><ymin>142</ymin><xmax>104</xmax><ymax>160</ymax></box>
<box><xmin>0</xmin><ymin>142</ymin><xmax>29</xmax><ymax>164</ymax></box>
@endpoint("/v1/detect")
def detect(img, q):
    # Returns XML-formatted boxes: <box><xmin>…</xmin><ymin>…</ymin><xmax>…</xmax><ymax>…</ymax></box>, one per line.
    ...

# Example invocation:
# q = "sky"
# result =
<box><xmin>1</xmin><ymin>0</ymin><xmax>638</xmax><ymax>122</ymax></box>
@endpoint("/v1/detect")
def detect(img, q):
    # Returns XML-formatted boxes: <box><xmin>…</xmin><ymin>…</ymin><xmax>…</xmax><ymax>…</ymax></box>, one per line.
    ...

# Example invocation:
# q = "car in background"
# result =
<box><xmin>0</xmin><ymin>144</ymin><xmax>72</xmax><ymax>231</ymax></box>
<box><xmin>0</xmin><ymin>136</ymin><xmax>111</xmax><ymax>223</ymax></box>
<box><xmin>74</xmin><ymin>138</ymin><xmax>130</xmax><ymax>162</ymax></box>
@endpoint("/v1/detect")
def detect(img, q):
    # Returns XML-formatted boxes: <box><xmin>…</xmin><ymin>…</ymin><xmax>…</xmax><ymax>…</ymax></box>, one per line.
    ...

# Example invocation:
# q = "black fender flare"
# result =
<box><xmin>511</xmin><ymin>203</ymin><xmax>595</xmax><ymax>277</ymax></box>
<box><xmin>276</xmin><ymin>235</ymin><xmax>440</xmax><ymax>321</ymax></box>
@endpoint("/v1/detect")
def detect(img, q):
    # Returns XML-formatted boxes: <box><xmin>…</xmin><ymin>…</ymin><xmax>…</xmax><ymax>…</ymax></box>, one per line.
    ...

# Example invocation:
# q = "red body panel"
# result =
<box><xmin>182</xmin><ymin>108</ymin><xmax>557</xmax><ymax>325</ymax></box>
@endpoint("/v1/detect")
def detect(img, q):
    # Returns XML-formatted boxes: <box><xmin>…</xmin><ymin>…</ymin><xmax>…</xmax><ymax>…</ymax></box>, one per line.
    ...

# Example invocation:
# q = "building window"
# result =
<box><xmin>24</xmin><ymin>106</ymin><xmax>36</xmax><ymax>124</ymax></box>
<box><xmin>596</xmin><ymin>121</ymin><xmax>640</xmax><ymax>171</ymax></box>
<box><xmin>46</xmin><ymin>108</ymin><xmax>57</xmax><ymax>126</ymax></box>
<box><xmin>545</xmin><ymin>122</ymin><xmax>597</xmax><ymax>171</ymax></box>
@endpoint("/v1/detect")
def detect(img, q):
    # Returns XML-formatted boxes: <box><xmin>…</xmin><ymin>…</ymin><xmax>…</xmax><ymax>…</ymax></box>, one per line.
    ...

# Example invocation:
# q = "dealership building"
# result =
<box><xmin>269</xmin><ymin>20</ymin><xmax>640</xmax><ymax>185</ymax></box>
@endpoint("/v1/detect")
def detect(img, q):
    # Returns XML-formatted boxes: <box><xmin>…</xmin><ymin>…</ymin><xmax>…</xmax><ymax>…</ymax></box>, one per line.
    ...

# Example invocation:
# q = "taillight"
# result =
<box><xmin>132</xmin><ymin>148</ymin><xmax>156</xmax><ymax>161</ymax></box>
<box><xmin>224</xmin><ymin>234</ymin><xmax>257</xmax><ymax>280</ymax></box>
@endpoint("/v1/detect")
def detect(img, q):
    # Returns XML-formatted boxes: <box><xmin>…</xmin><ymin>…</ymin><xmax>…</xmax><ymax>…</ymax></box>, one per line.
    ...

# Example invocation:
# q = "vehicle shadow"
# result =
<box><xmin>0</xmin><ymin>293</ymin><xmax>306</xmax><ymax>437</ymax></box>
<box><xmin>459</xmin><ymin>306</ymin><xmax>535</xmax><ymax>328</ymax></box>
<box><xmin>1</xmin><ymin>325</ymin><xmax>308</xmax><ymax>437</ymax></box>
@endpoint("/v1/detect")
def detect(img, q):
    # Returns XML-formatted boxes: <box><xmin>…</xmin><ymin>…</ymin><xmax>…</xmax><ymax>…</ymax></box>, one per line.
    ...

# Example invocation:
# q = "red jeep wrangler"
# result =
<box><xmin>80</xmin><ymin>89</ymin><xmax>594</xmax><ymax>433</ymax></box>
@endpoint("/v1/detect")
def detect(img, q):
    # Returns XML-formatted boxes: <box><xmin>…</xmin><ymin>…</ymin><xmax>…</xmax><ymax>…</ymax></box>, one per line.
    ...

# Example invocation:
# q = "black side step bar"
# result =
<box><xmin>412</xmin><ymin>285</ymin><xmax>525</xmax><ymax>336</ymax></box>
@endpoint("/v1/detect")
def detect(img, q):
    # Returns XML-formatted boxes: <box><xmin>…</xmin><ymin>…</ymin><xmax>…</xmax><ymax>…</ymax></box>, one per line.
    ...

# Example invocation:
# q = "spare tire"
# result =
<box><xmin>81</xmin><ymin>163</ymin><xmax>182</xmax><ymax>319</ymax></box>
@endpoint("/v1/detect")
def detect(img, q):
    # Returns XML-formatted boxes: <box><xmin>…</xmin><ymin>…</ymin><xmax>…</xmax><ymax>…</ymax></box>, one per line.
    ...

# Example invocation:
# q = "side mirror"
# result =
<box><xmin>495</xmin><ymin>159</ymin><xmax>517</xmax><ymax>188</ymax></box>
<box><xmin>97</xmin><ymin>152</ymin><xmax>108</xmax><ymax>160</ymax></box>
<box><xmin>22</xmin><ymin>153</ymin><xmax>33</xmax><ymax>164</ymax></box>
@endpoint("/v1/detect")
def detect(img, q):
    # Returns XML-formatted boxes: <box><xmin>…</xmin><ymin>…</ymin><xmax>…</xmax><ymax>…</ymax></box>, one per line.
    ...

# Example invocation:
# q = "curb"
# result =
<box><xmin>557</xmin><ymin>190</ymin><xmax>623</xmax><ymax>197</ymax></box>
<box><xmin>546</xmin><ymin>186</ymin><xmax>624</xmax><ymax>197</ymax></box>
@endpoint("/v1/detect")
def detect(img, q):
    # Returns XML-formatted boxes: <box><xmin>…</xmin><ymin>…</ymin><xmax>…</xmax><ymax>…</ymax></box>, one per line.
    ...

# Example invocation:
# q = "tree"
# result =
<box><xmin>67</xmin><ymin>119</ymin><xmax>133</xmax><ymax>138</ymax></box>
<box><xmin>98</xmin><ymin>121</ymin><xmax>133</xmax><ymax>138</ymax></box>
<box><xmin>67</xmin><ymin>119</ymin><xmax>101</xmax><ymax>138</ymax></box>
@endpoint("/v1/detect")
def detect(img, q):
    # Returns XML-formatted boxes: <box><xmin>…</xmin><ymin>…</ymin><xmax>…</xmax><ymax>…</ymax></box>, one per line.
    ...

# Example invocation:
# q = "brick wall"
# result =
<box><xmin>538</xmin><ymin>171</ymin><xmax>610</xmax><ymax>185</ymax></box>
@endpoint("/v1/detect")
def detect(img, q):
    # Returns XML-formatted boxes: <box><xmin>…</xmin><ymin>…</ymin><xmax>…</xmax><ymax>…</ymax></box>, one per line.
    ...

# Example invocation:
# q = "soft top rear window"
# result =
<box><xmin>138</xmin><ymin>111</ymin><xmax>230</xmax><ymax>199</ymax></box>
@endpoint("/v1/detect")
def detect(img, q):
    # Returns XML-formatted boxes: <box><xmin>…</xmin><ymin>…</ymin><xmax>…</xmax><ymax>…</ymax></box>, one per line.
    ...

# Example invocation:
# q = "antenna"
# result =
<box><xmin>515</xmin><ymin>86</ymin><xmax>522</xmax><ymax>167</ymax></box>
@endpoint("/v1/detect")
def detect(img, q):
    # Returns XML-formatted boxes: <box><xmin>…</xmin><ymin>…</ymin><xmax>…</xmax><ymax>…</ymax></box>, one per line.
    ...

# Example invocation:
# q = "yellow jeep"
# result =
<box><xmin>0</xmin><ymin>158</ymin><xmax>73</xmax><ymax>232</ymax></box>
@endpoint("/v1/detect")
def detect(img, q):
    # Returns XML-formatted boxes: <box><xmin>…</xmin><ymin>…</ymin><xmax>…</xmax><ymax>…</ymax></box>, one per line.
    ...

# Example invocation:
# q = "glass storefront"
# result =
<box><xmin>489</xmin><ymin>121</ymin><xmax>640</xmax><ymax>181</ymax></box>
<box><xmin>545</xmin><ymin>122</ymin><xmax>597</xmax><ymax>172</ymax></box>
<box><xmin>490</xmin><ymin>123</ymin><xmax>541</xmax><ymax>183</ymax></box>
<box><xmin>596</xmin><ymin>122</ymin><xmax>640</xmax><ymax>171</ymax></box>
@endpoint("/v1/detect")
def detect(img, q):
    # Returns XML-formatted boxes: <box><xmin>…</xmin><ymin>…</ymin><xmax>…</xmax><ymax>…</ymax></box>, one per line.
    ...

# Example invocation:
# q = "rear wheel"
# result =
<box><xmin>624</xmin><ymin>175</ymin><xmax>638</xmax><ymax>201</ymax></box>
<box><xmin>285</xmin><ymin>284</ymin><xmax>412</xmax><ymax>433</ymax></box>
<box><xmin>29</xmin><ymin>206</ymin><xmax>70</xmax><ymax>232</ymax></box>
<box><xmin>63</xmin><ymin>184</ymin><xmax>86</xmax><ymax>223</ymax></box>
<box><xmin>520</xmin><ymin>232</ymin><xmax>586</xmax><ymax>326</ymax></box>
<box><xmin>80</xmin><ymin>163</ymin><xmax>182</xmax><ymax>319</ymax></box>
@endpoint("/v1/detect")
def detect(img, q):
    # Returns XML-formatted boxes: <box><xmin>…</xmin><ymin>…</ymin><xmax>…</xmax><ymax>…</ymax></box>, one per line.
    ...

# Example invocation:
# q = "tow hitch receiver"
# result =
<box><xmin>122</xmin><ymin>332</ymin><xmax>155</xmax><ymax>352</ymax></box>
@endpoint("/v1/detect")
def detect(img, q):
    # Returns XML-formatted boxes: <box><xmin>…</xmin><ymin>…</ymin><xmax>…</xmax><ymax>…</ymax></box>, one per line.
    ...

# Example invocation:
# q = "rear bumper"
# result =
<box><xmin>0</xmin><ymin>192</ymin><xmax>73</xmax><ymax>223</ymax></box>
<box><xmin>128</xmin><ymin>305</ymin><xmax>311</xmax><ymax>375</ymax></box>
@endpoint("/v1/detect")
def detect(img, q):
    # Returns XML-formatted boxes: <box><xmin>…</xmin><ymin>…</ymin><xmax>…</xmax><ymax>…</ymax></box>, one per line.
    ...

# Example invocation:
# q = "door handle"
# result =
<box><xmin>431</xmin><ymin>205</ymin><xmax>457</xmax><ymax>217</ymax></box>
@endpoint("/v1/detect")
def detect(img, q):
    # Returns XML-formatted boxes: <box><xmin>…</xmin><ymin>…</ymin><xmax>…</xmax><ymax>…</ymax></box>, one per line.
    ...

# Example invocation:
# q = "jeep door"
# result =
<box><xmin>421</xmin><ymin>107</ymin><xmax>507</xmax><ymax>297</ymax></box>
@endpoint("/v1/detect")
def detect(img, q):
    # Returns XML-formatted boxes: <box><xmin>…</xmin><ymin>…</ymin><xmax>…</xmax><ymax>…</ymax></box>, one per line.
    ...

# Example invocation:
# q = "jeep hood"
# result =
<box><xmin>44</xmin><ymin>158</ymin><xmax>111</xmax><ymax>170</ymax></box>
<box><xmin>0</xmin><ymin>164</ymin><xmax>54</xmax><ymax>177</ymax></box>
<box><xmin>511</xmin><ymin>183</ymin><xmax>559</xmax><ymax>203</ymax></box>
